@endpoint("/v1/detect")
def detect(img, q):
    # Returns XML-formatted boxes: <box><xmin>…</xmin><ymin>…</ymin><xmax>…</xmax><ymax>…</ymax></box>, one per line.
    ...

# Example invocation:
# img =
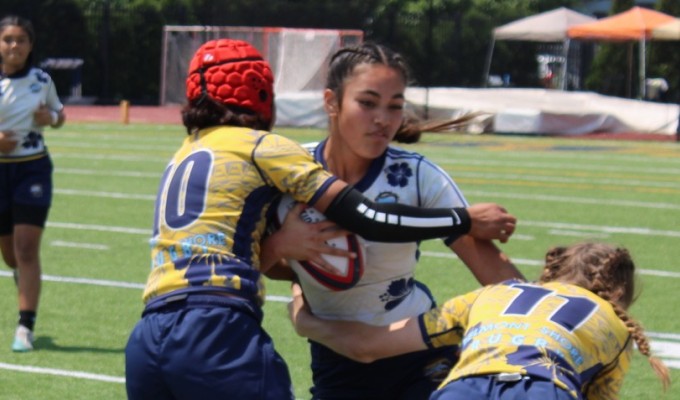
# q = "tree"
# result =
<box><xmin>649</xmin><ymin>0</ymin><xmax>680</xmax><ymax>102</ymax></box>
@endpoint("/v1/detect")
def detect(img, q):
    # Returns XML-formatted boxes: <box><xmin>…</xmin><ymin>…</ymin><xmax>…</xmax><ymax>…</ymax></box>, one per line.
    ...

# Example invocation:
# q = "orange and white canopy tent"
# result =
<box><xmin>652</xmin><ymin>18</ymin><xmax>680</xmax><ymax>40</ymax></box>
<box><xmin>567</xmin><ymin>7</ymin><xmax>677</xmax><ymax>98</ymax></box>
<box><xmin>568</xmin><ymin>6</ymin><xmax>676</xmax><ymax>40</ymax></box>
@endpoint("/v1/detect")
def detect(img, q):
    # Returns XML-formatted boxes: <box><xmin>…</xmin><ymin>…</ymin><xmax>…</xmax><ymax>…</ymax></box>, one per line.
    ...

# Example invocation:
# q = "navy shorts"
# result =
<box><xmin>125</xmin><ymin>294</ymin><xmax>294</xmax><ymax>400</ymax></box>
<box><xmin>309</xmin><ymin>340</ymin><xmax>458</xmax><ymax>400</ymax></box>
<box><xmin>0</xmin><ymin>156</ymin><xmax>53</xmax><ymax>233</ymax></box>
<box><xmin>430</xmin><ymin>375</ymin><xmax>576</xmax><ymax>400</ymax></box>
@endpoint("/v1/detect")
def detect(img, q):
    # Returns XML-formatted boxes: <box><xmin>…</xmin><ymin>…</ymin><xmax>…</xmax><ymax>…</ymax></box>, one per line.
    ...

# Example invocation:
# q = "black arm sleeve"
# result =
<box><xmin>323</xmin><ymin>185</ymin><xmax>471</xmax><ymax>243</ymax></box>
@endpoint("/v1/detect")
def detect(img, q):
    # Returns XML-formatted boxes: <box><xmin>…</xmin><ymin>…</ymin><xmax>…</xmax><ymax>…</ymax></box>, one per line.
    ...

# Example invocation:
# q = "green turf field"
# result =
<box><xmin>1</xmin><ymin>123</ymin><xmax>678</xmax><ymax>399</ymax></box>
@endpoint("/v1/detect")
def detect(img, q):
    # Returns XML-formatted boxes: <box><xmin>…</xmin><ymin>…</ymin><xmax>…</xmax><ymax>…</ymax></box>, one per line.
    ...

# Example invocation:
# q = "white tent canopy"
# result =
<box><xmin>483</xmin><ymin>7</ymin><xmax>596</xmax><ymax>89</ymax></box>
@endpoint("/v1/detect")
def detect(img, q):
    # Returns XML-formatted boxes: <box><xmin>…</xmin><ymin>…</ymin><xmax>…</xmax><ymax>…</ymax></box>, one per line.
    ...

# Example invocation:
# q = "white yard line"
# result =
<box><xmin>0</xmin><ymin>362</ymin><xmax>124</xmax><ymax>383</ymax></box>
<box><xmin>50</xmin><ymin>240</ymin><xmax>109</xmax><ymax>251</ymax></box>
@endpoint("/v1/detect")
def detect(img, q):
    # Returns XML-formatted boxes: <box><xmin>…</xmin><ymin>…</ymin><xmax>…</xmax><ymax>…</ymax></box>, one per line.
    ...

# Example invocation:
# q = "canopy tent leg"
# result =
<box><xmin>560</xmin><ymin>38</ymin><xmax>570</xmax><ymax>90</ymax></box>
<box><xmin>639</xmin><ymin>38</ymin><xmax>646</xmax><ymax>99</ymax></box>
<box><xmin>482</xmin><ymin>38</ymin><xmax>496</xmax><ymax>87</ymax></box>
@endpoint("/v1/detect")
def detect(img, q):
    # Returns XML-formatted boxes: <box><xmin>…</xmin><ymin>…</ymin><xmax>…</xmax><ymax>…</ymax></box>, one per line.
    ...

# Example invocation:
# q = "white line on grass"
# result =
<box><xmin>50</xmin><ymin>240</ymin><xmax>110</xmax><ymax>250</ymax></box>
<box><xmin>48</xmin><ymin>222</ymin><xmax>149</xmax><ymax>235</ymax></box>
<box><xmin>52</xmin><ymin>153</ymin><xmax>169</xmax><ymax>162</ymax></box>
<box><xmin>419</xmin><ymin>251</ymin><xmax>680</xmax><ymax>278</ymax></box>
<box><xmin>0</xmin><ymin>362</ymin><xmax>124</xmax><ymax>383</ymax></box>
<box><xmin>57</xmin><ymin>167</ymin><xmax>160</xmax><ymax>178</ymax></box>
<box><xmin>55</xmin><ymin>188</ymin><xmax>155</xmax><ymax>201</ymax></box>
<box><xmin>465</xmin><ymin>190</ymin><xmax>680</xmax><ymax>211</ymax></box>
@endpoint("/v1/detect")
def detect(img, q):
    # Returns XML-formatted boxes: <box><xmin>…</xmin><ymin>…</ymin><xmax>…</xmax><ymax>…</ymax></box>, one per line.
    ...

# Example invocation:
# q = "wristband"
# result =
<box><xmin>50</xmin><ymin>110</ymin><xmax>59</xmax><ymax>125</ymax></box>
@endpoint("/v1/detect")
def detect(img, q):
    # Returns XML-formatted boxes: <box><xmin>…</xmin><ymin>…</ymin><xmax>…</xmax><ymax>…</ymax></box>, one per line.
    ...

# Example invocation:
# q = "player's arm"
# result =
<box><xmin>288</xmin><ymin>283</ymin><xmax>426</xmax><ymax>363</ymax></box>
<box><xmin>314</xmin><ymin>181</ymin><xmax>516</xmax><ymax>243</ymax></box>
<box><xmin>449</xmin><ymin>236</ymin><xmax>524</xmax><ymax>285</ymax></box>
<box><xmin>33</xmin><ymin>104</ymin><xmax>65</xmax><ymax>128</ymax></box>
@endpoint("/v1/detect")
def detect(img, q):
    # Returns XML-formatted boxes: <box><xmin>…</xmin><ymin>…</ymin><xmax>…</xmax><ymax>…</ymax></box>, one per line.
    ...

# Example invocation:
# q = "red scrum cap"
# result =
<box><xmin>186</xmin><ymin>39</ymin><xmax>275</xmax><ymax>122</ymax></box>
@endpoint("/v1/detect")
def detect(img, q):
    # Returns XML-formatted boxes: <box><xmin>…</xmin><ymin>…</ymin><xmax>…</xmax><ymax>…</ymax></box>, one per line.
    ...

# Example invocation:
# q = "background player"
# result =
<box><xmin>289</xmin><ymin>241</ymin><xmax>671</xmax><ymax>399</ymax></box>
<box><xmin>0</xmin><ymin>15</ymin><xmax>66</xmax><ymax>352</ymax></box>
<box><xmin>263</xmin><ymin>42</ymin><xmax>523</xmax><ymax>399</ymax></box>
<box><xmin>124</xmin><ymin>38</ymin><xmax>517</xmax><ymax>400</ymax></box>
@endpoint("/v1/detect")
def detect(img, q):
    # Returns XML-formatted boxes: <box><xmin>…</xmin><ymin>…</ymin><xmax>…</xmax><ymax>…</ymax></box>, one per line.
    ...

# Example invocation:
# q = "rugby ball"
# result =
<box><xmin>275</xmin><ymin>194</ymin><xmax>365</xmax><ymax>291</ymax></box>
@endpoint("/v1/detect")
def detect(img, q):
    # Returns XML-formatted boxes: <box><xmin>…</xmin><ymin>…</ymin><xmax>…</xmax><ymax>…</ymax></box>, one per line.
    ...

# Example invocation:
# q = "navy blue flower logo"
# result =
<box><xmin>385</xmin><ymin>162</ymin><xmax>412</xmax><ymax>187</ymax></box>
<box><xmin>380</xmin><ymin>277</ymin><xmax>414</xmax><ymax>310</ymax></box>
<box><xmin>22</xmin><ymin>131</ymin><xmax>43</xmax><ymax>149</ymax></box>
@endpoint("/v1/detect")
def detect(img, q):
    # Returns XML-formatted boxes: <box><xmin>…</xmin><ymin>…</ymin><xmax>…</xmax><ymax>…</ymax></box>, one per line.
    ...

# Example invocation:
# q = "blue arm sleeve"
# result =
<box><xmin>323</xmin><ymin>185</ymin><xmax>471</xmax><ymax>243</ymax></box>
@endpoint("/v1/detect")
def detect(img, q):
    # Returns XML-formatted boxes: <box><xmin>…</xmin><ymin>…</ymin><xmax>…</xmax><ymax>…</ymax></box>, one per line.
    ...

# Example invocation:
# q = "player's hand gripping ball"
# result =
<box><xmin>276</xmin><ymin>194</ymin><xmax>365</xmax><ymax>291</ymax></box>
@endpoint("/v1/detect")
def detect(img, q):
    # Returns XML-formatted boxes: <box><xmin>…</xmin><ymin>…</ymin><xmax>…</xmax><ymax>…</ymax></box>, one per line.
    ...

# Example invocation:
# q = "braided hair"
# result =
<box><xmin>540</xmin><ymin>242</ymin><xmax>670</xmax><ymax>391</ymax></box>
<box><xmin>326</xmin><ymin>42</ymin><xmax>480</xmax><ymax>144</ymax></box>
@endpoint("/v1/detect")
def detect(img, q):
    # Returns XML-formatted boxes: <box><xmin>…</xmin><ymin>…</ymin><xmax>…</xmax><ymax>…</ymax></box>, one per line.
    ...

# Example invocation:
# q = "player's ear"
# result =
<box><xmin>324</xmin><ymin>89</ymin><xmax>339</xmax><ymax>117</ymax></box>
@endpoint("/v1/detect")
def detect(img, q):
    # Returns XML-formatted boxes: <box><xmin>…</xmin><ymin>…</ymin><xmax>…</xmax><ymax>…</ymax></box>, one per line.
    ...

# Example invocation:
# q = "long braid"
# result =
<box><xmin>595</xmin><ymin>248</ymin><xmax>670</xmax><ymax>391</ymax></box>
<box><xmin>609</xmin><ymin>301</ymin><xmax>671</xmax><ymax>390</ymax></box>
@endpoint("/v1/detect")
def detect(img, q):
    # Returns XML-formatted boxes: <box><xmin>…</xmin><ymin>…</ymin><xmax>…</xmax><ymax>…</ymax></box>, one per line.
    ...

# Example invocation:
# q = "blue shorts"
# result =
<box><xmin>0</xmin><ymin>156</ymin><xmax>53</xmax><ymax>210</ymax></box>
<box><xmin>429</xmin><ymin>375</ymin><xmax>576</xmax><ymax>400</ymax></box>
<box><xmin>309</xmin><ymin>340</ymin><xmax>458</xmax><ymax>400</ymax></box>
<box><xmin>0</xmin><ymin>156</ymin><xmax>53</xmax><ymax>233</ymax></box>
<box><xmin>125</xmin><ymin>294</ymin><xmax>294</xmax><ymax>400</ymax></box>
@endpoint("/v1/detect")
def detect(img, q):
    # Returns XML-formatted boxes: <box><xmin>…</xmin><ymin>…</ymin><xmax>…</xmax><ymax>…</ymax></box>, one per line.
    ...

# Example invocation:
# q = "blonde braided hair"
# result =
<box><xmin>539</xmin><ymin>242</ymin><xmax>670</xmax><ymax>391</ymax></box>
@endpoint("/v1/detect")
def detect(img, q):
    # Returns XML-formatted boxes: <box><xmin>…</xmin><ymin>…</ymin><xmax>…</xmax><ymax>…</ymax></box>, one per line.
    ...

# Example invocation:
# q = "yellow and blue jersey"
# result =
<box><xmin>419</xmin><ymin>280</ymin><xmax>632</xmax><ymax>400</ymax></box>
<box><xmin>142</xmin><ymin>126</ymin><xmax>336</xmax><ymax>307</ymax></box>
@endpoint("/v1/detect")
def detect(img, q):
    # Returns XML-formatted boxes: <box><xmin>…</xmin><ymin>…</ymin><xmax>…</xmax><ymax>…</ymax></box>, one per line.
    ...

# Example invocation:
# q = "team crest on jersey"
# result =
<box><xmin>30</xmin><ymin>82</ymin><xmax>42</xmax><ymax>93</ymax></box>
<box><xmin>375</xmin><ymin>191</ymin><xmax>398</xmax><ymax>204</ymax></box>
<box><xmin>379</xmin><ymin>277</ymin><xmax>414</xmax><ymax>310</ymax></box>
<box><xmin>385</xmin><ymin>162</ymin><xmax>413</xmax><ymax>187</ymax></box>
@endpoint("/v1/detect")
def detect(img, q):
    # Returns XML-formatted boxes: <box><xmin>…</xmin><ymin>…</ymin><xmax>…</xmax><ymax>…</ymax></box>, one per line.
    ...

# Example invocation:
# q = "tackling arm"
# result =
<box><xmin>288</xmin><ymin>283</ymin><xmax>425</xmax><ymax>363</ymax></box>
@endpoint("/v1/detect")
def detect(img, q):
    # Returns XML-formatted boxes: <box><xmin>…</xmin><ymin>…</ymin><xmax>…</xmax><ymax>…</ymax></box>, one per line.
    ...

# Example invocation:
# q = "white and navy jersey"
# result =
<box><xmin>293</xmin><ymin>139</ymin><xmax>469</xmax><ymax>326</ymax></box>
<box><xmin>0</xmin><ymin>66</ymin><xmax>63</xmax><ymax>161</ymax></box>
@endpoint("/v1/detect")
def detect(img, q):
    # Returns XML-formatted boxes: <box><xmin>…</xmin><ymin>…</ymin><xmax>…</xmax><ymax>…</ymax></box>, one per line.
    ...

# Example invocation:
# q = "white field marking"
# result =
<box><xmin>0</xmin><ymin>362</ymin><xmax>125</xmax><ymax>383</ymax></box>
<box><xmin>50</xmin><ymin>240</ymin><xmax>109</xmax><ymax>251</ymax></box>
<box><xmin>547</xmin><ymin>229</ymin><xmax>610</xmax><ymax>238</ymax></box>
<box><xmin>520</xmin><ymin>220</ymin><xmax>680</xmax><ymax>238</ymax></box>
<box><xmin>47</xmin><ymin>222</ymin><xmax>149</xmax><ymax>235</ymax></box>
<box><xmin>56</xmin><ymin>167</ymin><xmax>160</xmax><ymax>178</ymax></box>
<box><xmin>648</xmin><ymin>332</ymin><xmax>680</xmax><ymax>341</ymax></box>
<box><xmin>49</xmin><ymin>140</ymin><xmax>177</xmax><ymax>152</ymax></box>
<box><xmin>451</xmin><ymin>171</ymin><xmax>680</xmax><ymax>190</ymax></box>
<box><xmin>465</xmin><ymin>190</ymin><xmax>680</xmax><ymax>211</ymax></box>
<box><xmin>55</xmin><ymin>188</ymin><xmax>155</xmax><ymax>201</ymax></box>
<box><xmin>0</xmin><ymin>271</ymin><xmax>144</xmax><ymax>289</ymax></box>
<box><xmin>648</xmin><ymin>334</ymin><xmax>680</xmax><ymax>370</ymax></box>
<box><xmin>51</xmin><ymin>153</ymin><xmax>169</xmax><ymax>162</ymax></box>
<box><xmin>418</xmin><ymin>251</ymin><xmax>680</xmax><ymax>278</ymax></box>
<box><xmin>430</xmin><ymin>150</ymin><xmax>680</xmax><ymax>171</ymax></box>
